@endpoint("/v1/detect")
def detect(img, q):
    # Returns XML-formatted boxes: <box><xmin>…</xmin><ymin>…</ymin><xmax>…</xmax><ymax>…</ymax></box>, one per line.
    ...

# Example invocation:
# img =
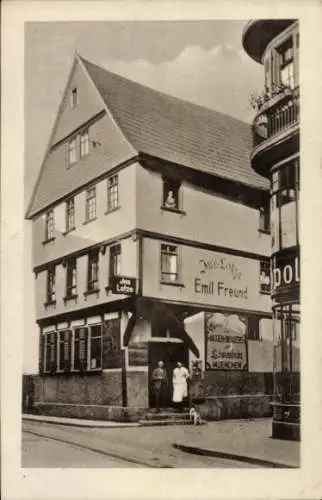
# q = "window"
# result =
<box><xmin>65</xmin><ymin>198</ymin><xmax>75</xmax><ymax>232</ymax></box>
<box><xmin>45</xmin><ymin>210</ymin><xmax>55</xmax><ymax>241</ymax></box>
<box><xmin>260</xmin><ymin>260</ymin><xmax>271</xmax><ymax>293</ymax></box>
<box><xmin>46</xmin><ymin>266</ymin><xmax>56</xmax><ymax>303</ymax></box>
<box><xmin>162</xmin><ymin>178</ymin><xmax>181</xmax><ymax>210</ymax></box>
<box><xmin>70</xmin><ymin>87</ymin><xmax>78</xmax><ymax>108</ymax></box>
<box><xmin>87</xmin><ymin>250</ymin><xmax>99</xmax><ymax>291</ymax></box>
<box><xmin>66</xmin><ymin>258</ymin><xmax>77</xmax><ymax>298</ymax></box>
<box><xmin>110</xmin><ymin>244</ymin><xmax>121</xmax><ymax>278</ymax></box>
<box><xmin>85</xmin><ymin>186</ymin><xmax>96</xmax><ymax>221</ymax></box>
<box><xmin>259</xmin><ymin>204</ymin><xmax>270</xmax><ymax>233</ymax></box>
<box><xmin>161</xmin><ymin>244</ymin><xmax>179</xmax><ymax>282</ymax></box>
<box><xmin>271</xmin><ymin>160</ymin><xmax>299</xmax><ymax>252</ymax></box>
<box><xmin>80</xmin><ymin>130</ymin><xmax>89</xmax><ymax>158</ymax></box>
<box><xmin>107</xmin><ymin>175</ymin><xmax>119</xmax><ymax>211</ymax></box>
<box><xmin>277</xmin><ymin>38</ymin><xmax>295</xmax><ymax>88</ymax></box>
<box><xmin>68</xmin><ymin>138</ymin><xmax>77</xmax><ymax>165</ymax></box>
<box><xmin>72</xmin><ymin>327</ymin><xmax>88</xmax><ymax>371</ymax></box>
<box><xmin>88</xmin><ymin>325</ymin><xmax>102</xmax><ymax>370</ymax></box>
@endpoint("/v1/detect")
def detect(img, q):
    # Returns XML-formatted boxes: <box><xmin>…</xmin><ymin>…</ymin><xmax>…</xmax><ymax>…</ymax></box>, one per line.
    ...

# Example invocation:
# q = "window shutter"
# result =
<box><xmin>39</xmin><ymin>333</ymin><xmax>44</xmax><ymax>375</ymax></box>
<box><xmin>49</xmin><ymin>331</ymin><xmax>57</xmax><ymax>374</ymax></box>
<box><xmin>79</xmin><ymin>327</ymin><xmax>88</xmax><ymax>373</ymax></box>
<box><xmin>63</xmin><ymin>330</ymin><xmax>72</xmax><ymax>372</ymax></box>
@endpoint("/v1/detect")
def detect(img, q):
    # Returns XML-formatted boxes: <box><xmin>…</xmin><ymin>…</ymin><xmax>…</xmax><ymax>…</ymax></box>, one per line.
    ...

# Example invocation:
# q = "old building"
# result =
<box><xmin>26</xmin><ymin>54</ymin><xmax>273</xmax><ymax>421</ymax></box>
<box><xmin>243</xmin><ymin>20</ymin><xmax>300</xmax><ymax>440</ymax></box>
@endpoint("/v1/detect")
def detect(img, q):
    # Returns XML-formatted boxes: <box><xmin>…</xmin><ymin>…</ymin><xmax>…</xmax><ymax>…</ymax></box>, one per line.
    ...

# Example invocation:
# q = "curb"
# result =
<box><xmin>173</xmin><ymin>443</ymin><xmax>298</xmax><ymax>469</ymax></box>
<box><xmin>22</xmin><ymin>415</ymin><xmax>140</xmax><ymax>428</ymax></box>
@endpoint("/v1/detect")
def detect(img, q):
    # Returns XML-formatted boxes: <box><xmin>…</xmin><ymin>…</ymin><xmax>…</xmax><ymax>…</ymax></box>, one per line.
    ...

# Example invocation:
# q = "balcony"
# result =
<box><xmin>252</xmin><ymin>89</ymin><xmax>299</xmax><ymax>147</ymax></box>
<box><xmin>250</xmin><ymin>87</ymin><xmax>299</xmax><ymax>175</ymax></box>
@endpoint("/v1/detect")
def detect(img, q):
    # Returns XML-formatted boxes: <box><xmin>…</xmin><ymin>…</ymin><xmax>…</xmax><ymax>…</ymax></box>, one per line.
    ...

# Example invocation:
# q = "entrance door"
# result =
<box><xmin>148</xmin><ymin>341</ymin><xmax>188</xmax><ymax>408</ymax></box>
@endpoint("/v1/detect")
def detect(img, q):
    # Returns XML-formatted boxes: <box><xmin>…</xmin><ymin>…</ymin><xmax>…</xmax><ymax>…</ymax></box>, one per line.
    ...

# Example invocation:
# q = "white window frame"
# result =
<box><xmin>85</xmin><ymin>186</ymin><xmax>97</xmax><ymax>221</ymax></box>
<box><xmin>80</xmin><ymin>130</ymin><xmax>89</xmax><ymax>158</ymax></box>
<box><xmin>45</xmin><ymin>209</ymin><xmax>55</xmax><ymax>241</ymax></box>
<box><xmin>160</xmin><ymin>243</ymin><xmax>180</xmax><ymax>283</ymax></box>
<box><xmin>65</xmin><ymin>197</ymin><xmax>75</xmax><ymax>232</ymax></box>
<box><xmin>107</xmin><ymin>175</ymin><xmax>119</xmax><ymax>212</ymax></box>
<box><xmin>68</xmin><ymin>137</ymin><xmax>77</xmax><ymax>165</ymax></box>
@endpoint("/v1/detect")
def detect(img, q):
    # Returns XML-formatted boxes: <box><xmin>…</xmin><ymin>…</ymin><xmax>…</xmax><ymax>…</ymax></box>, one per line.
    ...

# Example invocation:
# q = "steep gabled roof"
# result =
<box><xmin>26</xmin><ymin>55</ymin><xmax>268</xmax><ymax>219</ymax></box>
<box><xmin>81</xmin><ymin>57</ymin><xmax>268</xmax><ymax>190</ymax></box>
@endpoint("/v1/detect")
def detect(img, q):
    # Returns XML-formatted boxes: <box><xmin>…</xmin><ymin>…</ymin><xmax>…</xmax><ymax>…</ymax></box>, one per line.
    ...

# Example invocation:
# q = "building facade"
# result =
<box><xmin>243</xmin><ymin>20</ymin><xmax>300</xmax><ymax>440</ymax></box>
<box><xmin>26</xmin><ymin>55</ymin><xmax>274</xmax><ymax>421</ymax></box>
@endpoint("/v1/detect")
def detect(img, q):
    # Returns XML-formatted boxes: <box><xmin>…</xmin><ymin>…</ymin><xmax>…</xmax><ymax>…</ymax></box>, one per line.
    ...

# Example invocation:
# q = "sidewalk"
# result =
<box><xmin>174</xmin><ymin>418</ymin><xmax>300</xmax><ymax>468</ymax></box>
<box><xmin>22</xmin><ymin>413</ymin><xmax>139</xmax><ymax>428</ymax></box>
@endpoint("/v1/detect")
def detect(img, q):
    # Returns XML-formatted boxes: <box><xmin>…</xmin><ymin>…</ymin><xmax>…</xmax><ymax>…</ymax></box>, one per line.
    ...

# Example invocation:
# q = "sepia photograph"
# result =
<box><xmin>20</xmin><ymin>17</ymin><xmax>301</xmax><ymax>470</ymax></box>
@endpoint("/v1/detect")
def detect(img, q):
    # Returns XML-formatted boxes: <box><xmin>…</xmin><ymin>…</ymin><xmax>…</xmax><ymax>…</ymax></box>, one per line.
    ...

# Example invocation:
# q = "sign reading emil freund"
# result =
<box><xmin>110</xmin><ymin>276</ymin><xmax>136</xmax><ymax>295</ymax></box>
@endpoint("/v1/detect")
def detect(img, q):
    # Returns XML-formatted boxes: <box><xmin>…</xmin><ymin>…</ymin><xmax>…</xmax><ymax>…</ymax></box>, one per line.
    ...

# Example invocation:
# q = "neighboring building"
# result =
<box><xmin>243</xmin><ymin>20</ymin><xmax>300</xmax><ymax>440</ymax></box>
<box><xmin>26</xmin><ymin>54</ymin><xmax>273</xmax><ymax>420</ymax></box>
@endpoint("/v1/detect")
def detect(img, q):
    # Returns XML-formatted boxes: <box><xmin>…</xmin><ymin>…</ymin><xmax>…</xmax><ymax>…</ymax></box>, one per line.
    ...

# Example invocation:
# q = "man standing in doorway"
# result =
<box><xmin>152</xmin><ymin>360</ymin><xmax>168</xmax><ymax>412</ymax></box>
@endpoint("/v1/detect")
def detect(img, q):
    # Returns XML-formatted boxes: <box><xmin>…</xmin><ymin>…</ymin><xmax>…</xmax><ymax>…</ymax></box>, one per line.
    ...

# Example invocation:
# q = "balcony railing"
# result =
<box><xmin>252</xmin><ymin>90</ymin><xmax>299</xmax><ymax>147</ymax></box>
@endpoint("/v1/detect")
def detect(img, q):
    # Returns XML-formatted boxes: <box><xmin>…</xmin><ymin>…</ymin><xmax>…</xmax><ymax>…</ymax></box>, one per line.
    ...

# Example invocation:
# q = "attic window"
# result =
<box><xmin>70</xmin><ymin>88</ymin><xmax>78</xmax><ymax>108</ymax></box>
<box><xmin>162</xmin><ymin>178</ymin><xmax>181</xmax><ymax>210</ymax></box>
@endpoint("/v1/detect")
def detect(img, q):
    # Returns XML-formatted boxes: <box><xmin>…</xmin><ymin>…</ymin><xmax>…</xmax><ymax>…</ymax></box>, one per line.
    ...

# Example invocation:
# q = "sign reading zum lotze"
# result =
<box><xmin>110</xmin><ymin>276</ymin><xmax>137</xmax><ymax>295</ymax></box>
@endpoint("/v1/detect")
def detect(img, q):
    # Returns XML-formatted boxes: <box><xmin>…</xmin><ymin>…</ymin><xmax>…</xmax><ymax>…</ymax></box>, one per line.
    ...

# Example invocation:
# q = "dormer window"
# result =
<box><xmin>162</xmin><ymin>178</ymin><xmax>181</xmax><ymax>211</ymax></box>
<box><xmin>70</xmin><ymin>87</ymin><xmax>78</xmax><ymax>108</ymax></box>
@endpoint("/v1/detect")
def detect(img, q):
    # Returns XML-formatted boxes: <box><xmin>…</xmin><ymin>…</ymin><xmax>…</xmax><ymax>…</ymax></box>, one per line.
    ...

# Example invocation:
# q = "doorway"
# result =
<box><xmin>148</xmin><ymin>341</ymin><xmax>188</xmax><ymax>408</ymax></box>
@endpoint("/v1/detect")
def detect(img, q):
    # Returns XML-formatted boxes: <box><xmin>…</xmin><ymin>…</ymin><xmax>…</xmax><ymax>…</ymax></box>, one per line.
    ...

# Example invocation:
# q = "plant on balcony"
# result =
<box><xmin>249</xmin><ymin>83</ymin><xmax>296</xmax><ymax>113</ymax></box>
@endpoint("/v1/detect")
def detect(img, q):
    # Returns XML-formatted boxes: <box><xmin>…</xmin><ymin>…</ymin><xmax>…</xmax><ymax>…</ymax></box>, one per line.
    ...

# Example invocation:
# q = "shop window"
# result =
<box><xmin>66</xmin><ymin>258</ymin><xmax>77</xmax><ymax>298</ymax></box>
<box><xmin>277</xmin><ymin>37</ymin><xmax>295</xmax><ymax>88</ymax></box>
<box><xmin>70</xmin><ymin>87</ymin><xmax>78</xmax><ymax>108</ymax></box>
<box><xmin>57</xmin><ymin>330</ymin><xmax>71</xmax><ymax>372</ymax></box>
<box><xmin>44</xmin><ymin>209</ymin><xmax>55</xmax><ymax>242</ymax></box>
<box><xmin>162</xmin><ymin>178</ymin><xmax>181</xmax><ymax>210</ymax></box>
<box><xmin>85</xmin><ymin>186</ymin><xmax>96</xmax><ymax>221</ymax></box>
<box><xmin>68</xmin><ymin>137</ymin><xmax>77</xmax><ymax>165</ymax></box>
<box><xmin>88</xmin><ymin>325</ymin><xmax>102</xmax><ymax>370</ymax></box>
<box><xmin>260</xmin><ymin>260</ymin><xmax>271</xmax><ymax>294</ymax></box>
<box><xmin>72</xmin><ymin>327</ymin><xmax>88</xmax><ymax>372</ymax></box>
<box><xmin>161</xmin><ymin>244</ymin><xmax>179</xmax><ymax>283</ymax></box>
<box><xmin>87</xmin><ymin>250</ymin><xmax>99</xmax><ymax>292</ymax></box>
<box><xmin>259</xmin><ymin>204</ymin><xmax>270</xmax><ymax>233</ymax></box>
<box><xmin>80</xmin><ymin>130</ymin><xmax>89</xmax><ymax>158</ymax></box>
<box><xmin>46</xmin><ymin>266</ymin><xmax>56</xmax><ymax>304</ymax></box>
<box><xmin>107</xmin><ymin>175</ymin><xmax>119</xmax><ymax>212</ymax></box>
<box><xmin>110</xmin><ymin>244</ymin><xmax>121</xmax><ymax>278</ymax></box>
<box><xmin>65</xmin><ymin>198</ymin><xmax>75</xmax><ymax>232</ymax></box>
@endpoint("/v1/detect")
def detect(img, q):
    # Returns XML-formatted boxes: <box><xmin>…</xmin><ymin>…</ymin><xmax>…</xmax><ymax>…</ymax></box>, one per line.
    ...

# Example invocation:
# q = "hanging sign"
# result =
<box><xmin>110</xmin><ymin>276</ymin><xmax>136</xmax><ymax>295</ymax></box>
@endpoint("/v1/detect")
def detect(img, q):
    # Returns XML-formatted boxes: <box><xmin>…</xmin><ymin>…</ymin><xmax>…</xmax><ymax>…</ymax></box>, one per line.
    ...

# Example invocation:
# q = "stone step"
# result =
<box><xmin>139</xmin><ymin>419</ymin><xmax>192</xmax><ymax>427</ymax></box>
<box><xmin>143</xmin><ymin>412</ymin><xmax>190</xmax><ymax>421</ymax></box>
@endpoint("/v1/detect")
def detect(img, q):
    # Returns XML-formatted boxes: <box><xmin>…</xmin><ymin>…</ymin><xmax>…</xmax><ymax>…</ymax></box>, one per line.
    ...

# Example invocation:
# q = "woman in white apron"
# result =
<box><xmin>172</xmin><ymin>362</ymin><xmax>190</xmax><ymax>412</ymax></box>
